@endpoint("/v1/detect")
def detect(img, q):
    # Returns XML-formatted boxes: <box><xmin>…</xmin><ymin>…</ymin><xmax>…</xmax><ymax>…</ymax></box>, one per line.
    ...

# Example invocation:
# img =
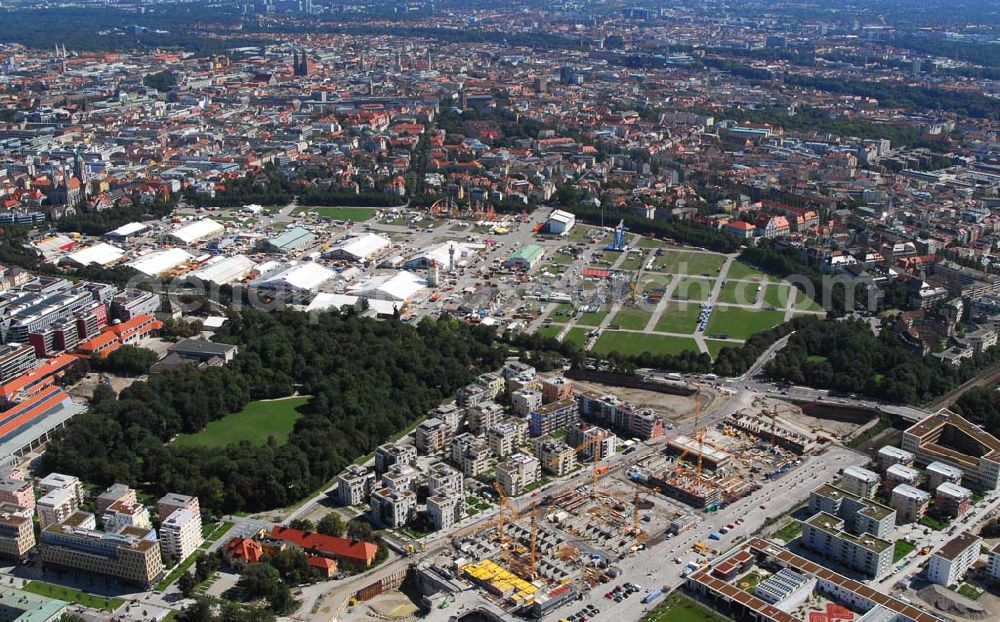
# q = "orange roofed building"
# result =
<box><xmin>268</xmin><ymin>526</ymin><xmax>378</xmax><ymax>568</ymax></box>
<box><xmin>77</xmin><ymin>314</ymin><xmax>162</xmax><ymax>358</ymax></box>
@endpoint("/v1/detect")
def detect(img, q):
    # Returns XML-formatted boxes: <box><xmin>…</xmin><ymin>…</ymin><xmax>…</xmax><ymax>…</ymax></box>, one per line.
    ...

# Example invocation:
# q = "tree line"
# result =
<box><xmin>42</xmin><ymin>310</ymin><xmax>505</xmax><ymax>515</ymax></box>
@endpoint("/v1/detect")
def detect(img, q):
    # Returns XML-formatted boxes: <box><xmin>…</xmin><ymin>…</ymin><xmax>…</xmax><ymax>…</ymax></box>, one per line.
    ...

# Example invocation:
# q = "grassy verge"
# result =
<box><xmin>774</xmin><ymin>520</ymin><xmax>802</xmax><ymax>542</ymax></box>
<box><xmin>22</xmin><ymin>582</ymin><xmax>124</xmax><ymax>612</ymax></box>
<box><xmin>893</xmin><ymin>539</ymin><xmax>916</xmax><ymax>562</ymax></box>
<box><xmin>155</xmin><ymin>550</ymin><xmax>204</xmax><ymax>592</ymax></box>
<box><xmin>643</xmin><ymin>592</ymin><xmax>730</xmax><ymax>622</ymax></box>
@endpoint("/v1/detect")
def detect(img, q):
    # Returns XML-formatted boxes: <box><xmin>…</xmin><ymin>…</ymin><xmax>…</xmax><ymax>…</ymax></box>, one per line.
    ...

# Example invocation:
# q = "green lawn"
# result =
<box><xmin>763</xmin><ymin>284</ymin><xmax>791</xmax><ymax>308</ymax></box>
<box><xmin>893</xmin><ymin>540</ymin><xmax>916</xmax><ymax>563</ymax></box>
<box><xmin>774</xmin><ymin>520</ymin><xmax>803</xmax><ymax>542</ymax></box>
<box><xmin>611</xmin><ymin>306</ymin><xmax>653</xmax><ymax>331</ymax></box>
<box><xmin>655</xmin><ymin>301</ymin><xmax>704</xmax><ymax>334</ymax></box>
<box><xmin>706</xmin><ymin>340</ymin><xmax>738</xmax><ymax>359</ymax></box>
<box><xmin>295</xmin><ymin>207</ymin><xmax>379</xmax><ymax>221</ymax></box>
<box><xmin>549</xmin><ymin>303</ymin><xmax>575</xmax><ymax>320</ymax></box>
<box><xmin>617</xmin><ymin>253</ymin><xmax>645</xmax><ymax>271</ymax></box>
<box><xmin>536</xmin><ymin>325</ymin><xmax>564</xmax><ymax>340</ymax></box>
<box><xmin>706</xmin><ymin>308</ymin><xmax>786</xmax><ymax>340</ymax></box>
<box><xmin>22</xmin><ymin>582</ymin><xmax>124</xmax><ymax>612</ymax></box>
<box><xmin>563</xmin><ymin>327</ymin><xmax>590</xmax><ymax>349</ymax></box>
<box><xmin>593</xmin><ymin>332</ymin><xmax>700</xmax><ymax>357</ymax></box>
<box><xmin>203</xmin><ymin>521</ymin><xmax>234</xmax><ymax>543</ymax></box>
<box><xmin>156</xmin><ymin>550</ymin><xmax>204</xmax><ymax>591</ymax></box>
<box><xmin>643</xmin><ymin>592</ymin><xmax>730</xmax><ymax>622</ymax></box>
<box><xmin>794</xmin><ymin>289</ymin><xmax>824</xmax><ymax>312</ymax></box>
<box><xmin>717</xmin><ymin>280</ymin><xmax>760</xmax><ymax>305</ymax></box>
<box><xmin>173</xmin><ymin>396</ymin><xmax>309</xmax><ymax>448</ymax></box>
<box><xmin>726</xmin><ymin>261</ymin><xmax>765</xmax><ymax>280</ymax></box>
<box><xmin>957</xmin><ymin>583</ymin><xmax>983</xmax><ymax>600</ymax></box>
<box><xmin>576</xmin><ymin>307</ymin><xmax>610</xmax><ymax>326</ymax></box>
<box><xmin>671</xmin><ymin>276</ymin><xmax>715</xmax><ymax>301</ymax></box>
<box><xmin>920</xmin><ymin>515</ymin><xmax>947</xmax><ymax>531</ymax></box>
<box><xmin>654</xmin><ymin>251</ymin><xmax>726</xmax><ymax>276</ymax></box>
<box><xmin>738</xmin><ymin>571</ymin><xmax>763</xmax><ymax>592</ymax></box>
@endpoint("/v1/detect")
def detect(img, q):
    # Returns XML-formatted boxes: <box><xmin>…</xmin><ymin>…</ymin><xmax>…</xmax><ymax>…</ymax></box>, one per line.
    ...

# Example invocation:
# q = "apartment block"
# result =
<box><xmin>374</xmin><ymin>443</ymin><xmax>417</xmax><ymax>475</ymax></box>
<box><xmin>457</xmin><ymin>383</ymin><xmax>490</xmax><ymax>407</ymax></box>
<box><xmin>476</xmin><ymin>372</ymin><xmax>505</xmax><ymax>401</ymax></box>
<box><xmin>38</xmin><ymin>473</ymin><xmax>84</xmax><ymax>506</ymax></box>
<box><xmin>369</xmin><ymin>487</ymin><xmax>416</xmax><ymax>528</ymax></box>
<box><xmin>101</xmin><ymin>500</ymin><xmax>151</xmax><ymax>534</ymax></box>
<box><xmin>876</xmin><ymin>446</ymin><xmax>915</xmax><ymax>472</ymax></box>
<box><xmin>487</xmin><ymin>418</ymin><xmax>529</xmax><ymax>459</ymax></box>
<box><xmin>988</xmin><ymin>543</ymin><xmax>1000</xmax><ymax>583</ymax></box>
<box><xmin>450</xmin><ymin>433</ymin><xmax>492</xmax><ymax>477</ymax></box>
<box><xmin>36</xmin><ymin>487</ymin><xmax>79</xmax><ymax>528</ymax></box>
<box><xmin>890</xmin><ymin>484</ymin><xmax>931</xmax><ymax>524</ymax></box>
<box><xmin>381</xmin><ymin>463</ymin><xmax>420</xmax><ymax>493</ymax></box>
<box><xmin>427</xmin><ymin>491</ymin><xmax>464</xmax><ymax>531</ymax></box>
<box><xmin>802</xmin><ymin>511</ymin><xmax>893</xmax><ymax>579</ymax></box>
<box><xmin>808</xmin><ymin>484</ymin><xmax>896</xmax><ymax>539</ymax></box>
<box><xmin>884</xmin><ymin>464</ymin><xmax>920</xmax><ymax>492</ymax></box>
<box><xmin>926</xmin><ymin>461</ymin><xmax>963</xmax><ymax>490</ymax></box>
<box><xmin>496</xmin><ymin>453</ymin><xmax>542</xmax><ymax>497</ymax></box>
<box><xmin>927</xmin><ymin>531</ymin><xmax>982</xmax><ymax>587</ymax></box>
<box><xmin>427</xmin><ymin>463</ymin><xmax>463</xmax><ymax>497</ymax></box>
<box><xmin>576</xmin><ymin>391</ymin><xmax>665</xmax><ymax>440</ymax></box>
<box><xmin>336</xmin><ymin>465</ymin><xmax>373</xmax><ymax>506</ymax></box>
<box><xmin>566</xmin><ymin>424</ymin><xmax>617</xmax><ymax>462</ymax></box>
<box><xmin>902</xmin><ymin>410</ymin><xmax>1000</xmax><ymax>491</ymax></box>
<box><xmin>156</xmin><ymin>493</ymin><xmax>199</xmax><ymax>523</ymax></box>
<box><xmin>512</xmin><ymin>389</ymin><xmax>543</xmax><ymax>417</ymax></box>
<box><xmin>535</xmin><ymin>438</ymin><xmax>576</xmax><ymax>477</ymax></box>
<box><xmin>0</xmin><ymin>511</ymin><xmax>35</xmax><ymax>561</ymax></box>
<box><xmin>40</xmin><ymin>514</ymin><xmax>163</xmax><ymax>588</ymax></box>
<box><xmin>415</xmin><ymin>418</ymin><xmax>450</xmax><ymax>455</ymax></box>
<box><xmin>427</xmin><ymin>402</ymin><xmax>463</xmax><ymax>433</ymax></box>
<box><xmin>501</xmin><ymin>361</ymin><xmax>536</xmax><ymax>384</ymax></box>
<box><xmin>95</xmin><ymin>483</ymin><xmax>135</xmax><ymax>514</ymax></box>
<box><xmin>159</xmin><ymin>508</ymin><xmax>203</xmax><ymax>562</ymax></box>
<box><xmin>540</xmin><ymin>375</ymin><xmax>573</xmax><ymax>404</ymax></box>
<box><xmin>839</xmin><ymin>466</ymin><xmax>881</xmax><ymax>498</ymax></box>
<box><xmin>467</xmin><ymin>401</ymin><xmax>504</xmax><ymax>435</ymax></box>
<box><xmin>0</xmin><ymin>344</ymin><xmax>36</xmax><ymax>383</ymax></box>
<box><xmin>0</xmin><ymin>478</ymin><xmax>34</xmax><ymax>511</ymax></box>
<box><xmin>530</xmin><ymin>399</ymin><xmax>578</xmax><ymax>437</ymax></box>
<box><xmin>935</xmin><ymin>482</ymin><xmax>972</xmax><ymax>518</ymax></box>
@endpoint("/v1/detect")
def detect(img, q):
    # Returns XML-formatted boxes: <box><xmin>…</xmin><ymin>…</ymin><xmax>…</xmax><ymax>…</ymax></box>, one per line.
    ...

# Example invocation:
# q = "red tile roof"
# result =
<box><xmin>269</xmin><ymin>526</ymin><xmax>377</xmax><ymax>565</ymax></box>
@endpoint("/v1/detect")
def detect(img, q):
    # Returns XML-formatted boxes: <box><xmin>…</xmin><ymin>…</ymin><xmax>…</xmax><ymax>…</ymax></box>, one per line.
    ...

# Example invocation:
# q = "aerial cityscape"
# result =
<box><xmin>0</xmin><ymin>0</ymin><xmax>999</xmax><ymax>621</ymax></box>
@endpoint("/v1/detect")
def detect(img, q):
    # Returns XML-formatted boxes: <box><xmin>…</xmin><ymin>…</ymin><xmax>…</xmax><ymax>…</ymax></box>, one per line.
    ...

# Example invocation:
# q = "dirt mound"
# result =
<box><xmin>917</xmin><ymin>584</ymin><xmax>990</xmax><ymax>620</ymax></box>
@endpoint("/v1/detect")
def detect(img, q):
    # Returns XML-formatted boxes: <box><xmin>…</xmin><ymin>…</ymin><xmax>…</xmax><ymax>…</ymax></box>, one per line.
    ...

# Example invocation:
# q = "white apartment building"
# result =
<box><xmin>159</xmin><ymin>508</ymin><xmax>203</xmax><ymax>562</ymax></box>
<box><xmin>370</xmin><ymin>488</ymin><xmax>416</xmax><ymax>528</ymax></box>
<box><xmin>927</xmin><ymin>531</ymin><xmax>982</xmax><ymax>587</ymax></box>
<box><xmin>38</xmin><ymin>473</ymin><xmax>84</xmax><ymax>506</ymax></box>
<box><xmin>839</xmin><ymin>466</ymin><xmax>881</xmax><ymax>498</ymax></box>
<box><xmin>101</xmin><ymin>500</ymin><xmax>151</xmax><ymax>534</ymax></box>
<box><xmin>427</xmin><ymin>492</ymin><xmax>464</xmax><ymax>531</ymax></box>
<box><xmin>890</xmin><ymin>484</ymin><xmax>931</xmax><ymax>524</ymax></box>
<box><xmin>487</xmin><ymin>419</ymin><xmax>529</xmax><ymax>459</ymax></box>
<box><xmin>336</xmin><ymin>465</ymin><xmax>373</xmax><ymax>506</ymax></box>
<box><xmin>512</xmin><ymin>389</ymin><xmax>543</xmax><ymax>417</ymax></box>
<box><xmin>36</xmin><ymin>487</ymin><xmax>79</xmax><ymax>528</ymax></box>
<box><xmin>496</xmin><ymin>453</ymin><xmax>542</xmax><ymax>497</ymax></box>
<box><xmin>427</xmin><ymin>463</ymin><xmax>463</xmax><ymax>497</ymax></box>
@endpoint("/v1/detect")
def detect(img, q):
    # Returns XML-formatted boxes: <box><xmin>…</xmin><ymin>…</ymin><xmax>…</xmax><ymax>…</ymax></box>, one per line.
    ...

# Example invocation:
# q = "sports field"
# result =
<box><xmin>706</xmin><ymin>308</ymin><xmax>786</xmax><ymax>340</ymax></box>
<box><xmin>173</xmin><ymin>396</ymin><xmax>309</xmax><ymax>448</ymax></box>
<box><xmin>593</xmin><ymin>332</ymin><xmax>700</xmax><ymax>357</ymax></box>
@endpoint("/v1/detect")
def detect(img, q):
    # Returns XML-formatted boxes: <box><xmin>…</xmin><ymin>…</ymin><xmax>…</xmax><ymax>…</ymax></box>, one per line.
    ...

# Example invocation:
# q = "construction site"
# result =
<box><xmin>633</xmin><ymin>396</ymin><xmax>831</xmax><ymax>510</ymax></box>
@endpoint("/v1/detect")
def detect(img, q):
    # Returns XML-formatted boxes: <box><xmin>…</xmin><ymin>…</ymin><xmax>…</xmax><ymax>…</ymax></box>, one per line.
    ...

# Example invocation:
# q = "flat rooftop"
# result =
<box><xmin>806</xmin><ymin>512</ymin><xmax>892</xmax><ymax>553</ymax></box>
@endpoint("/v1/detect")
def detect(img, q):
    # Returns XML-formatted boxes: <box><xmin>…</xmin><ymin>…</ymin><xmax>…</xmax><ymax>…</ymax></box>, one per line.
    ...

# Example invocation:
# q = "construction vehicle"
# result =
<box><xmin>692</xmin><ymin>541</ymin><xmax>718</xmax><ymax>555</ymax></box>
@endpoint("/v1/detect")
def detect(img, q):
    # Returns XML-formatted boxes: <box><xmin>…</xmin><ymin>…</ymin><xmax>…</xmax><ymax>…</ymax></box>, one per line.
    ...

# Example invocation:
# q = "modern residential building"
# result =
<box><xmin>101</xmin><ymin>500</ymin><xmax>151</xmax><ymax>534</ymax></box>
<box><xmin>37</xmin><ymin>473</ymin><xmax>84</xmax><ymax>505</ymax></box>
<box><xmin>496</xmin><ymin>453</ymin><xmax>542</xmax><ymax>497</ymax></box>
<box><xmin>512</xmin><ymin>389</ymin><xmax>543</xmax><ymax>417</ymax></box>
<box><xmin>487</xmin><ymin>418</ymin><xmax>529</xmax><ymax>459</ymax></box>
<box><xmin>884</xmin><ymin>463</ymin><xmax>920</xmax><ymax>492</ymax></box>
<box><xmin>159</xmin><ymin>508</ymin><xmax>203</xmax><ymax>562</ymax></box>
<box><xmin>427</xmin><ymin>463</ymin><xmax>463</xmax><ymax>497</ymax></box>
<box><xmin>156</xmin><ymin>493</ymin><xmax>199</xmax><ymax>524</ymax></box>
<box><xmin>926</xmin><ymin>461</ymin><xmax>963</xmax><ymax>490</ymax></box>
<box><xmin>39</xmin><ymin>513</ymin><xmax>163</xmax><ymax>587</ymax></box>
<box><xmin>566</xmin><ymin>424</ymin><xmax>617</xmax><ymax>462</ymax></box>
<box><xmin>539</xmin><ymin>376</ymin><xmax>573</xmax><ymax>404</ymax></box>
<box><xmin>381</xmin><ymin>464</ymin><xmax>420</xmax><ymax>493</ymax></box>
<box><xmin>456</xmin><ymin>383</ymin><xmax>490</xmax><ymax>408</ymax></box>
<box><xmin>988</xmin><ymin>543</ymin><xmax>1000</xmax><ymax>583</ymax></box>
<box><xmin>427</xmin><ymin>492</ymin><xmax>464</xmax><ymax>531</ymax></box>
<box><xmin>927</xmin><ymin>531</ymin><xmax>982</xmax><ymax>587</ymax></box>
<box><xmin>95</xmin><ymin>483</ymin><xmax>135</xmax><ymax>514</ymax></box>
<box><xmin>0</xmin><ymin>478</ymin><xmax>33</xmax><ymax>511</ymax></box>
<box><xmin>427</xmin><ymin>403</ymin><xmax>463</xmax><ymax>433</ymax></box>
<box><xmin>877</xmin><ymin>446</ymin><xmax>915</xmax><ymax>472</ymax></box>
<box><xmin>890</xmin><ymin>484</ymin><xmax>931</xmax><ymax>524</ymax></box>
<box><xmin>336</xmin><ymin>465</ymin><xmax>373</xmax><ymax>506</ymax></box>
<box><xmin>0</xmin><ymin>511</ymin><xmax>35</xmax><ymax>561</ymax></box>
<box><xmin>467</xmin><ymin>401</ymin><xmax>504</xmax><ymax>435</ymax></box>
<box><xmin>801</xmin><ymin>511</ymin><xmax>893</xmax><ymax>579</ymax></box>
<box><xmin>36</xmin><ymin>487</ymin><xmax>79</xmax><ymax>528</ymax></box>
<box><xmin>415</xmin><ymin>418</ymin><xmax>449</xmax><ymax>455</ymax></box>
<box><xmin>935</xmin><ymin>482</ymin><xmax>972</xmax><ymax>518</ymax></box>
<box><xmin>374</xmin><ymin>443</ymin><xmax>417</xmax><ymax>475</ymax></box>
<box><xmin>839</xmin><ymin>466</ymin><xmax>881</xmax><ymax>498</ymax></box>
<box><xmin>370</xmin><ymin>487</ymin><xmax>416</xmax><ymax>528</ymax></box>
<box><xmin>450</xmin><ymin>433</ymin><xmax>492</xmax><ymax>477</ymax></box>
<box><xmin>476</xmin><ymin>373</ymin><xmax>505</xmax><ymax>401</ymax></box>
<box><xmin>535</xmin><ymin>438</ymin><xmax>576</xmax><ymax>477</ymax></box>
<box><xmin>902</xmin><ymin>409</ymin><xmax>1000</xmax><ymax>491</ymax></box>
<box><xmin>577</xmin><ymin>391</ymin><xmax>665</xmax><ymax>440</ymax></box>
<box><xmin>529</xmin><ymin>399</ymin><xmax>578</xmax><ymax>437</ymax></box>
<box><xmin>808</xmin><ymin>484</ymin><xmax>896</xmax><ymax>539</ymax></box>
